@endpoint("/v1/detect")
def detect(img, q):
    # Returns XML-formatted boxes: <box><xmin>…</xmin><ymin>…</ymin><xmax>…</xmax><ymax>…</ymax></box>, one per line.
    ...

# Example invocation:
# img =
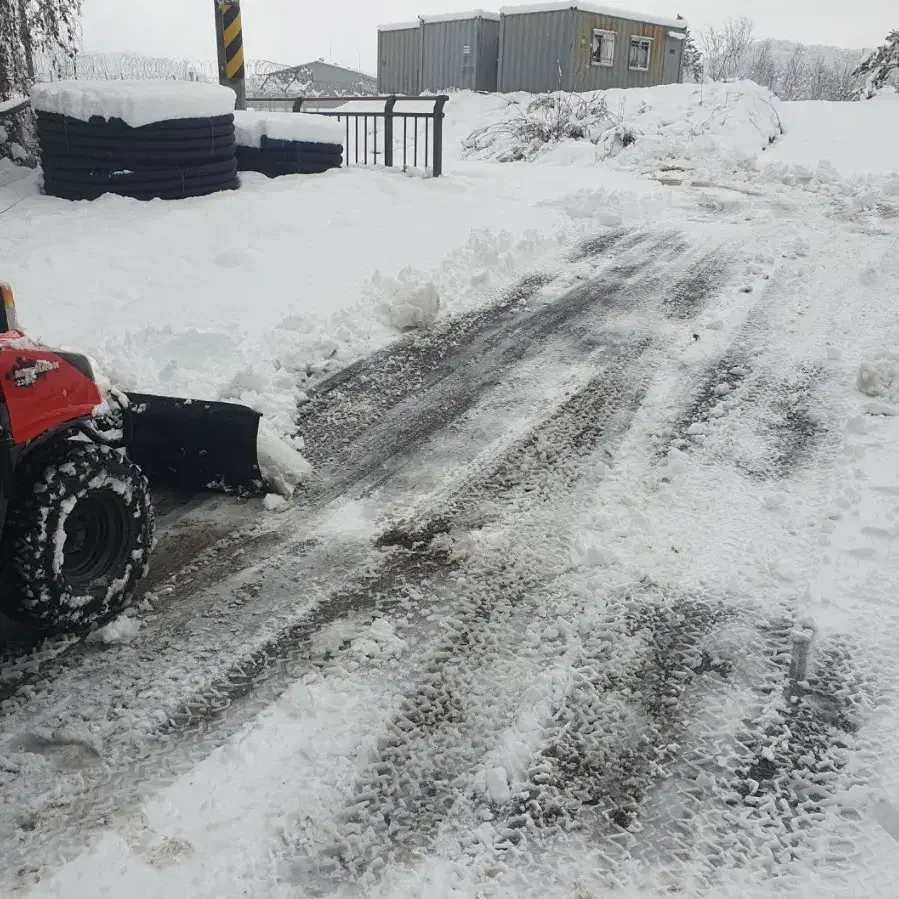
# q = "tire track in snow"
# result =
<box><xmin>654</xmin><ymin>253</ymin><xmax>836</xmax><ymax>482</ymax></box>
<box><xmin>291</xmin><ymin>338</ymin><xmax>659</xmax><ymax>889</ymax></box>
<box><xmin>300</xmin><ymin>232</ymin><xmax>688</xmax><ymax>504</ymax></box>
<box><xmin>472</xmin><ymin>586</ymin><xmax>730</xmax><ymax>849</ymax></box>
<box><xmin>619</xmin><ymin>624</ymin><xmax>873</xmax><ymax>895</ymax></box>
<box><xmin>296</xmin><ymin>226</ymin><xmax>652</xmax><ymax>476</ymax></box>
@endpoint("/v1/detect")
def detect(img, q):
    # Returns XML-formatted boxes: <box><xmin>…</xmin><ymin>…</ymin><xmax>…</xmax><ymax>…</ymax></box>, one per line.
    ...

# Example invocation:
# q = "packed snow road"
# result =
<box><xmin>3</xmin><ymin>168</ymin><xmax>899</xmax><ymax>897</ymax></box>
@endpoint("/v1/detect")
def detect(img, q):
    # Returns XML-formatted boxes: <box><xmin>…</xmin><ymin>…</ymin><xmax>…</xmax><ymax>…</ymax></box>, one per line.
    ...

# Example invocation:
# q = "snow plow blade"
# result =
<box><xmin>121</xmin><ymin>393</ymin><xmax>266</xmax><ymax>494</ymax></box>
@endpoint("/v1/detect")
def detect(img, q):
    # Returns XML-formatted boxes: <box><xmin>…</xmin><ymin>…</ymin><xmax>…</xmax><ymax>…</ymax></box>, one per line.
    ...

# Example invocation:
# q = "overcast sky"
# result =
<box><xmin>80</xmin><ymin>0</ymin><xmax>892</xmax><ymax>73</ymax></box>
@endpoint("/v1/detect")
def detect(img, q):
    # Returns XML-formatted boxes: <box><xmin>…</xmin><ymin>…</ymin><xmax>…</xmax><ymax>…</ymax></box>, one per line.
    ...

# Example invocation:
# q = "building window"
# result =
<box><xmin>591</xmin><ymin>29</ymin><xmax>616</xmax><ymax>67</ymax></box>
<box><xmin>629</xmin><ymin>37</ymin><xmax>652</xmax><ymax>71</ymax></box>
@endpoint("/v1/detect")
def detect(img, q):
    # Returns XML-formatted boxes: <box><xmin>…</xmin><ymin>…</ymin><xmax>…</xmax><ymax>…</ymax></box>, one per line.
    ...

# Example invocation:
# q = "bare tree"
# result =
<box><xmin>746</xmin><ymin>38</ymin><xmax>777</xmax><ymax>90</ymax></box>
<box><xmin>700</xmin><ymin>17</ymin><xmax>754</xmax><ymax>82</ymax></box>
<box><xmin>823</xmin><ymin>59</ymin><xmax>859</xmax><ymax>101</ymax></box>
<box><xmin>778</xmin><ymin>45</ymin><xmax>808</xmax><ymax>100</ymax></box>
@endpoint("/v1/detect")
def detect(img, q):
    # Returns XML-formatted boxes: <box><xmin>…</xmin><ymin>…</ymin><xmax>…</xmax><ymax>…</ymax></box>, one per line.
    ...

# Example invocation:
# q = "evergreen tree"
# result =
<box><xmin>677</xmin><ymin>16</ymin><xmax>703</xmax><ymax>83</ymax></box>
<box><xmin>0</xmin><ymin>0</ymin><xmax>81</xmax><ymax>99</ymax></box>
<box><xmin>852</xmin><ymin>29</ymin><xmax>899</xmax><ymax>99</ymax></box>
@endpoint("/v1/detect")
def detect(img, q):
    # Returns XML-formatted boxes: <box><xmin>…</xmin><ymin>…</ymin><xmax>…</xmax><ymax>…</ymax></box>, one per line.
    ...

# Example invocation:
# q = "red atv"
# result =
<box><xmin>0</xmin><ymin>282</ymin><xmax>265</xmax><ymax>634</ymax></box>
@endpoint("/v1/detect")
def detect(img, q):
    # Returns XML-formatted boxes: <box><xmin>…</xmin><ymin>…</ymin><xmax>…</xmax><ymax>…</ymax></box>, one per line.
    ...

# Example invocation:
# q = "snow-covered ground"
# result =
<box><xmin>3</xmin><ymin>81</ymin><xmax>899</xmax><ymax>898</ymax></box>
<box><xmin>766</xmin><ymin>91</ymin><xmax>899</xmax><ymax>178</ymax></box>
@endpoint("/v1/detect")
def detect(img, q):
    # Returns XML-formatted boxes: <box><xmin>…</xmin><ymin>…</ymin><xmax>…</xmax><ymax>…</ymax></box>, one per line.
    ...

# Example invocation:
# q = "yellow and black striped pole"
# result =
<box><xmin>214</xmin><ymin>0</ymin><xmax>246</xmax><ymax>110</ymax></box>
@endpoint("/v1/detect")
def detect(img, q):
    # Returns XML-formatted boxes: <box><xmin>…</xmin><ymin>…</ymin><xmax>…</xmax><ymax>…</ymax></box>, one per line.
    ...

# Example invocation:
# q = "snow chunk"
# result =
<box><xmin>366</xmin><ymin>268</ymin><xmax>441</xmax><ymax>331</ymax></box>
<box><xmin>472</xmin><ymin>766</ymin><xmax>512</xmax><ymax>804</ymax></box>
<box><xmin>257</xmin><ymin>425</ymin><xmax>313</xmax><ymax>498</ymax></box>
<box><xmin>87</xmin><ymin>614</ymin><xmax>142</xmax><ymax>645</ymax></box>
<box><xmin>31</xmin><ymin>80</ymin><xmax>236</xmax><ymax>128</ymax></box>
<box><xmin>233</xmin><ymin>111</ymin><xmax>344</xmax><ymax>148</ymax></box>
<box><xmin>857</xmin><ymin>358</ymin><xmax>899</xmax><ymax>403</ymax></box>
<box><xmin>569</xmin><ymin>532</ymin><xmax>617</xmax><ymax>568</ymax></box>
<box><xmin>349</xmin><ymin>618</ymin><xmax>407</xmax><ymax>660</ymax></box>
<box><xmin>263</xmin><ymin>493</ymin><xmax>289</xmax><ymax>512</ymax></box>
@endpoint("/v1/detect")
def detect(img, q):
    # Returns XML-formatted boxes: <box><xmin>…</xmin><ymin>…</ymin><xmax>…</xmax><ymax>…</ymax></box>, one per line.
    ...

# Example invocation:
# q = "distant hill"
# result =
<box><xmin>759</xmin><ymin>39</ymin><xmax>866</xmax><ymax>70</ymax></box>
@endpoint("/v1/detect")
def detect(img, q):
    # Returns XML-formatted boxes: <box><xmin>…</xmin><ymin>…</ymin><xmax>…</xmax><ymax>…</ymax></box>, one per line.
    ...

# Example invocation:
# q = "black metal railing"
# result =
<box><xmin>246</xmin><ymin>95</ymin><xmax>450</xmax><ymax>178</ymax></box>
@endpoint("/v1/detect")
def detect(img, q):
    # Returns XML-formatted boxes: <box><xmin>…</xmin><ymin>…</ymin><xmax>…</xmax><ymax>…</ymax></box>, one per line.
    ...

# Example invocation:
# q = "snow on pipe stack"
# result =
<box><xmin>30</xmin><ymin>80</ymin><xmax>241</xmax><ymax>201</ymax></box>
<box><xmin>233</xmin><ymin>110</ymin><xmax>345</xmax><ymax>178</ymax></box>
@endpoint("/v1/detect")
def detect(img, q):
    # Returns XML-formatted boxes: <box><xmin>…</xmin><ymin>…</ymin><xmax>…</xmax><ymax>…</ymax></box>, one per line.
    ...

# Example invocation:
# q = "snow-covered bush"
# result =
<box><xmin>462</xmin><ymin>92</ymin><xmax>618</xmax><ymax>162</ymax></box>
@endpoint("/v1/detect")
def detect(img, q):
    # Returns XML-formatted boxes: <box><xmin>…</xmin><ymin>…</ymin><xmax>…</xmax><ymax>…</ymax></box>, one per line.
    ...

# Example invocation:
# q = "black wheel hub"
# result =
<box><xmin>63</xmin><ymin>490</ymin><xmax>134</xmax><ymax>590</ymax></box>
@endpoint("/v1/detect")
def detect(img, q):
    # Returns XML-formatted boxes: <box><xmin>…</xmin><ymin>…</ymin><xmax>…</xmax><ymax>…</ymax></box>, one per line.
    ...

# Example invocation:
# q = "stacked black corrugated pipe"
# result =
<box><xmin>235</xmin><ymin>135</ymin><xmax>343</xmax><ymax>178</ymax></box>
<box><xmin>37</xmin><ymin>113</ymin><xmax>239</xmax><ymax>201</ymax></box>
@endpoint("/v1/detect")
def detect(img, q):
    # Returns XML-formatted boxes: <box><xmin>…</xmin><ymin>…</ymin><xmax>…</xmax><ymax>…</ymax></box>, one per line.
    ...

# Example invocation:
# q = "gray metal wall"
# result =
<box><xmin>377</xmin><ymin>27</ymin><xmax>422</xmax><ymax>94</ymax></box>
<box><xmin>422</xmin><ymin>18</ymin><xmax>477</xmax><ymax>91</ymax></box>
<box><xmin>497</xmin><ymin>8</ymin><xmax>576</xmax><ymax>94</ymax></box>
<box><xmin>498</xmin><ymin>8</ymin><xmax>687</xmax><ymax>94</ymax></box>
<box><xmin>420</xmin><ymin>17</ymin><xmax>500</xmax><ymax>92</ymax></box>
<box><xmin>569</xmin><ymin>9</ymin><xmax>669</xmax><ymax>91</ymax></box>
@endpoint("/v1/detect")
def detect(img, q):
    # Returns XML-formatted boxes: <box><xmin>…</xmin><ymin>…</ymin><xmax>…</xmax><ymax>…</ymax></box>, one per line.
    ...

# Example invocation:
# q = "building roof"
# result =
<box><xmin>498</xmin><ymin>2</ymin><xmax>687</xmax><ymax>30</ymax></box>
<box><xmin>379</xmin><ymin>9</ymin><xmax>501</xmax><ymax>31</ymax></box>
<box><xmin>275</xmin><ymin>60</ymin><xmax>376</xmax><ymax>81</ymax></box>
<box><xmin>378</xmin><ymin>20</ymin><xmax>420</xmax><ymax>32</ymax></box>
<box><xmin>421</xmin><ymin>9</ymin><xmax>501</xmax><ymax>22</ymax></box>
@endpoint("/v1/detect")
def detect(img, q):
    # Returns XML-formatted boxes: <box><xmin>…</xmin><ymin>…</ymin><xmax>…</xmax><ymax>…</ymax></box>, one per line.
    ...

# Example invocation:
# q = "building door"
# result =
<box><xmin>662</xmin><ymin>33</ymin><xmax>683</xmax><ymax>84</ymax></box>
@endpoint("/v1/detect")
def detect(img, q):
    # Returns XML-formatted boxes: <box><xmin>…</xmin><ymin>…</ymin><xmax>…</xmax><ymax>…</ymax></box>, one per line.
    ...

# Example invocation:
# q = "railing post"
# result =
<box><xmin>383</xmin><ymin>95</ymin><xmax>397</xmax><ymax>169</ymax></box>
<box><xmin>291</xmin><ymin>97</ymin><xmax>304</xmax><ymax>112</ymax></box>
<box><xmin>432</xmin><ymin>95</ymin><xmax>449</xmax><ymax>178</ymax></box>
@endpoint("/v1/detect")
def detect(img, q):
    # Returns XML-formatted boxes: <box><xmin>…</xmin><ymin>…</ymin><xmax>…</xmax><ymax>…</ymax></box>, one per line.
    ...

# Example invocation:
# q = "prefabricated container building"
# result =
<box><xmin>377</xmin><ymin>22</ymin><xmax>422</xmax><ymax>95</ymax></box>
<box><xmin>378</xmin><ymin>11</ymin><xmax>501</xmax><ymax>95</ymax></box>
<box><xmin>497</xmin><ymin>2</ymin><xmax>687</xmax><ymax>94</ymax></box>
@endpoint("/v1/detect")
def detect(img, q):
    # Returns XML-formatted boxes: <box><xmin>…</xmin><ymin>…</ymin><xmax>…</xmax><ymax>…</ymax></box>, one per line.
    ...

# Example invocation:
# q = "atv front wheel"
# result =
<box><xmin>1</xmin><ymin>441</ymin><xmax>154</xmax><ymax>633</ymax></box>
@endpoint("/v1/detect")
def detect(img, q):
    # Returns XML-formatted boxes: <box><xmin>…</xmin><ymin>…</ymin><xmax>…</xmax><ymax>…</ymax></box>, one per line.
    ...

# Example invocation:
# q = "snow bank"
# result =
<box><xmin>233</xmin><ymin>110</ymin><xmax>344</xmax><ymax>148</ymax></box>
<box><xmin>461</xmin><ymin>82</ymin><xmax>782</xmax><ymax>176</ymax></box>
<box><xmin>765</xmin><ymin>92</ymin><xmax>899</xmax><ymax>178</ymax></box>
<box><xmin>30</xmin><ymin>80</ymin><xmax>236</xmax><ymax>127</ymax></box>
